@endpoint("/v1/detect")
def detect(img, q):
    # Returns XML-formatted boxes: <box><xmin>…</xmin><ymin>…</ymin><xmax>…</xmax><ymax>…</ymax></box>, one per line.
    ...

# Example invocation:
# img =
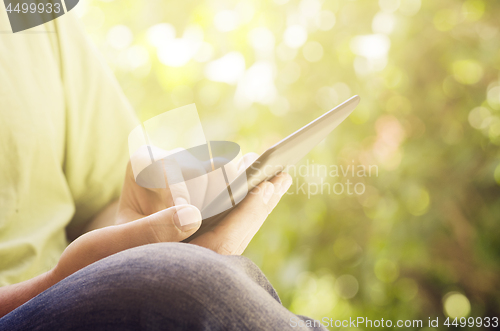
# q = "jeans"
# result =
<box><xmin>0</xmin><ymin>243</ymin><xmax>326</xmax><ymax>330</ymax></box>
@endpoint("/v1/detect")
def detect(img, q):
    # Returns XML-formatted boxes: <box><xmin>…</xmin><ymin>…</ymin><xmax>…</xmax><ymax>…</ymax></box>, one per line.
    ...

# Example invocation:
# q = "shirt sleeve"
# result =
<box><xmin>53</xmin><ymin>13</ymin><xmax>139</xmax><ymax>233</ymax></box>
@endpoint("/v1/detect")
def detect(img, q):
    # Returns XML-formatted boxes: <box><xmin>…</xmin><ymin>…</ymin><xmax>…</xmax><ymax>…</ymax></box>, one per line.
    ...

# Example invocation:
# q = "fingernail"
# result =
<box><xmin>281</xmin><ymin>179</ymin><xmax>293</xmax><ymax>194</ymax></box>
<box><xmin>174</xmin><ymin>197</ymin><xmax>188</xmax><ymax>206</ymax></box>
<box><xmin>263</xmin><ymin>182</ymin><xmax>275</xmax><ymax>204</ymax></box>
<box><xmin>173</xmin><ymin>206</ymin><xmax>202</xmax><ymax>231</ymax></box>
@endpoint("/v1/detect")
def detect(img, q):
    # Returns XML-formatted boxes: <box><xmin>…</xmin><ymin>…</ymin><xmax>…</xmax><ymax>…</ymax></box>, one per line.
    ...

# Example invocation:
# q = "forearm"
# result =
<box><xmin>0</xmin><ymin>219</ymin><xmax>150</xmax><ymax>318</ymax></box>
<box><xmin>0</xmin><ymin>270</ymin><xmax>55</xmax><ymax>318</ymax></box>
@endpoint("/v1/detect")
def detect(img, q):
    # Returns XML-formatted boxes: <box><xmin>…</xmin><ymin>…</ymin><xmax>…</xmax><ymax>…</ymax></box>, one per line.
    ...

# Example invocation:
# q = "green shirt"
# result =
<box><xmin>0</xmin><ymin>12</ymin><xmax>138</xmax><ymax>286</ymax></box>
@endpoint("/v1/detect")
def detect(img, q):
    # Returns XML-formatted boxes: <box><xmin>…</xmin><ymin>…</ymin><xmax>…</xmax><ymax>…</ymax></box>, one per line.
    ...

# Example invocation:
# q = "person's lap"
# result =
<box><xmin>0</xmin><ymin>243</ymin><xmax>325</xmax><ymax>331</ymax></box>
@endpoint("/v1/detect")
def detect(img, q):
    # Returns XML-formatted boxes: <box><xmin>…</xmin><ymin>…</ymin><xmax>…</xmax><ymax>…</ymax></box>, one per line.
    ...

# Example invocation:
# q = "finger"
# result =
<box><xmin>190</xmin><ymin>174</ymin><xmax>290</xmax><ymax>255</ymax></box>
<box><xmin>264</xmin><ymin>172</ymin><xmax>293</xmax><ymax>211</ymax></box>
<box><xmin>162</xmin><ymin>157</ymin><xmax>191</xmax><ymax>206</ymax></box>
<box><xmin>130</xmin><ymin>145</ymin><xmax>171</xmax><ymax>193</ymax></box>
<box><xmin>228</xmin><ymin>174</ymin><xmax>292</xmax><ymax>251</ymax></box>
<box><xmin>223</xmin><ymin>173</ymin><xmax>292</xmax><ymax>247</ymax></box>
<box><xmin>124</xmin><ymin>204</ymin><xmax>202</xmax><ymax>245</ymax></box>
<box><xmin>136</xmin><ymin>146</ymin><xmax>204</xmax><ymax>207</ymax></box>
<box><xmin>126</xmin><ymin>145</ymin><xmax>183</xmax><ymax>211</ymax></box>
<box><xmin>119</xmin><ymin>161</ymin><xmax>168</xmax><ymax>220</ymax></box>
<box><xmin>172</xmin><ymin>149</ymin><xmax>208</xmax><ymax>209</ymax></box>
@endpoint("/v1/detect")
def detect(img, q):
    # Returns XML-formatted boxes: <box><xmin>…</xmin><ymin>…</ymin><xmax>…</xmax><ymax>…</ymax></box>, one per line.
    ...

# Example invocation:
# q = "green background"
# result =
<box><xmin>78</xmin><ymin>0</ymin><xmax>499</xmax><ymax>328</ymax></box>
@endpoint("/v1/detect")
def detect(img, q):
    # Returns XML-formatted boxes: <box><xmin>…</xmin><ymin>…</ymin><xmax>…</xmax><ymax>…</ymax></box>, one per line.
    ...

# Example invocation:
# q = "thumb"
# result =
<box><xmin>133</xmin><ymin>204</ymin><xmax>202</xmax><ymax>243</ymax></box>
<box><xmin>53</xmin><ymin>205</ymin><xmax>202</xmax><ymax>282</ymax></box>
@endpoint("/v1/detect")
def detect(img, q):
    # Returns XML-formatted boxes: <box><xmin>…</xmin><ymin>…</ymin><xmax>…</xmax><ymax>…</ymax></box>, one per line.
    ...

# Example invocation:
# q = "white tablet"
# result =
<box><xmin>185</xmin><ymin>95</ymin><xmax>360</xmax><ymax>241</ymax></box>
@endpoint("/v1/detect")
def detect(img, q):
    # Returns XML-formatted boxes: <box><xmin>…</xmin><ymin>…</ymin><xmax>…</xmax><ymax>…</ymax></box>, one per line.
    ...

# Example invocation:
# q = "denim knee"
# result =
<box><xmin>121</xmin><ymin>243</ymin><xmax>279</xmax><ymax>302</ymax></box>
<box><xmin>80</xmin><ymin>242</ymin><xmax>263</xmax><ymax>300</ymax></box>
<box><xmin>72</xmin><ymin>243</ymin><xmax>276</xmax><ymax>329</ymax></box>
<box><xmin>84</xmin><ymin>242</ymin><xmax>281</xmax><ymax>308</ymax></box>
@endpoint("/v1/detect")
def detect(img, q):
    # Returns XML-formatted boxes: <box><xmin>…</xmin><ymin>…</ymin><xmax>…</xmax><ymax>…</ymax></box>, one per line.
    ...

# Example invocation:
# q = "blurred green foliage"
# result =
<box><xmin>79</xmin><ymin>0</ymin><xmax>500</xmax><ymax>328</ymax></box>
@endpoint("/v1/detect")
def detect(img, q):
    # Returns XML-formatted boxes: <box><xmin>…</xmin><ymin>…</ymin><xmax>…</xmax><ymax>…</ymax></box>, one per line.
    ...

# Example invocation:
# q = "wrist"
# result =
<box><xmin>0</xmin><ymin>269</ymin><xmax>57</xmax><ymax>318</ymax></box>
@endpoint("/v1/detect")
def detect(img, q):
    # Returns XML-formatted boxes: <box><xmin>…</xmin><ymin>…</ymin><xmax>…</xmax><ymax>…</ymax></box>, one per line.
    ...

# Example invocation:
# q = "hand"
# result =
<box><xmin>116</xmin><ymin>145</ymin><xmax>292</xmax><ymax>256</ymax></box>
<box><xmin>190</xmin><ymin>172</ymin><xmax>293</xmax><ymax>255</ymax></box>
<box><xmin>116</xmin><ymin>145</ymin><xmax>259</xmax><ymax>225</ymax></box>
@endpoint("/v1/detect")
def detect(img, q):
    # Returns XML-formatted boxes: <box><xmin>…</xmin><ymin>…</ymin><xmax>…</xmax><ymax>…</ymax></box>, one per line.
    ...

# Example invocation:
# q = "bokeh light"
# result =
<box><xmin>334</xmin><ymin>274</ymin><xmax>359</xmax><ymax>299</ymax></box>
<box><xmin>107</xmin><ymin>25</ymin><xmax>133</xmax><ymax>50</ymax></box>
<box><xmin>374</xmin><ymin>259</ymin><xmax>399</xmax><ymax>283</ymax></box>
<box><xmin>205</xmin><ymin>52</ymin><xmax>246</xmax><ymax>84</ymax></box>
<box><xmin>443</xmin><ymin>292</ymin><xmax>471</xmax><ymax>318</ymax></box>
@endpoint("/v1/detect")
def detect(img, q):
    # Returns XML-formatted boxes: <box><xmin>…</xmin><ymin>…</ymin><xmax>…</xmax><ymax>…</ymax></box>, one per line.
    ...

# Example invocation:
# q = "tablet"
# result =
<box><xmin>184</xmin><ymin>95</ymin><xmax>360</xmax><ymax>242</ymax></box>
